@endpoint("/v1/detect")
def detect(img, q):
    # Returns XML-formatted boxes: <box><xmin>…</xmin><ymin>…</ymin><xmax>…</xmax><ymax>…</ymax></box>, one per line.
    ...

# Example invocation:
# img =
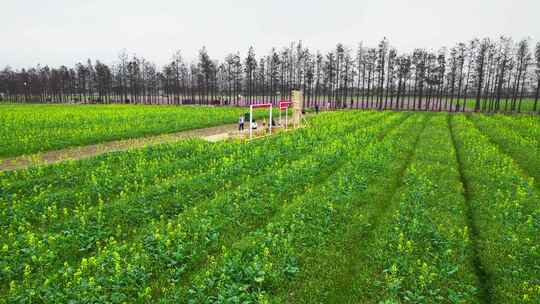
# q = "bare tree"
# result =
<box><xmin>474</xmin><ymin>38</ymin><xmax>490</xmax><ymax>112</ymax></box>
<box><xmin>511</xmin><ymin>39</ymin><xmax>532</xmax><ymax>112</ymax></box>
<box><xmin>534</xmin><ymin>42</ymin><xmax>540</xmax><ymax>112</ymax></box>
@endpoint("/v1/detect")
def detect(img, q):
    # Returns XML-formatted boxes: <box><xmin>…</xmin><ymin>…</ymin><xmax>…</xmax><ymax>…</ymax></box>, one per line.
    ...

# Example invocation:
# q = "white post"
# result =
<box><xmin>249</xmin><ymin>105</ymin><xmax>253</xmax><ymax>139</ymax></box>
<box><xmin>279</xmin><ymin>109</ymin><xmax>281</xmax><ymax>126</ymax></box>
<box><xmin>269</xmin><ymin>105</ymin><xmax>273</xmax><ymax>134</ymax></box>
<box><xmin>285</xmin><ymin>107</ymin><xmax>288</xmax><ymax>129</ymax></box>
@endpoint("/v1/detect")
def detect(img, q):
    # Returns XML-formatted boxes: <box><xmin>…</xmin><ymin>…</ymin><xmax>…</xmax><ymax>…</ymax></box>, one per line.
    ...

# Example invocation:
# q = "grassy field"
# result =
<box><xmin>1</xmin><ymin>110</ymin><xmax>539</xmax><ymax>303</ymax></box>
<box><xmin>463</xmin><ymin>98</ymin><xmax>539</xmax><ymax>112</ymax></box>
<box><xmin>0</xmin><ymin>104</ymin><xmax>273</xmax><ymax>158</ymax></box>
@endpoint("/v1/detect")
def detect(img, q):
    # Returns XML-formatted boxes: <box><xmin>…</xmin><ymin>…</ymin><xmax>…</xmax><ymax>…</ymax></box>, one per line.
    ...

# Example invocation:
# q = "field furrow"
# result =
<box><xmin>180</xmin><ymin>113</ymin><xmax>426</xmax><ymax>303</ymax></box>
<box><xmin>1</xmin><ymin>108</ymin><xmax>538</xmax><ymax>303</ymax></box>
<box><xmin>0</xmin><ymin>111</ymin><xmax>386</xmax><ymax>294</ymax></box>
<box><xmin>3</xmin><ymin>111</ymin><xmax>401</xmax><ymax>302</ymax></box>
<box><xmin>266</xmin><ymin>115</ymin><xmax>428</xmax><ymax>303</ymax></box>
<box><xmin>276</xmin><ymin>114</ymin><xmax>484</xmax><ymax>303</ymax></box>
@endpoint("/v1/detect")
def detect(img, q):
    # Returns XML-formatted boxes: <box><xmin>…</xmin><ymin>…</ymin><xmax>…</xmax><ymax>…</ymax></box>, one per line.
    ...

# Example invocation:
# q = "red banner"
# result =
<box><xmin>279</xmin><ymin>101</ymin><xmax>292</xmax><ymax>110</ymax></box>
<box><xmin>250</xmin><ymin>103</ymin><xmax>272</xmax><ymax>108</ymax></box>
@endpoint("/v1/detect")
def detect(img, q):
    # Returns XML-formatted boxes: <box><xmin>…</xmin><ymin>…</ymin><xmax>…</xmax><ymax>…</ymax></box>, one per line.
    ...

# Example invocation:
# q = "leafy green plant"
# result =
<box><xmin>1</xmin><ymin>111</ymin><xmax>538</xmax><ymax>304</ymax></box>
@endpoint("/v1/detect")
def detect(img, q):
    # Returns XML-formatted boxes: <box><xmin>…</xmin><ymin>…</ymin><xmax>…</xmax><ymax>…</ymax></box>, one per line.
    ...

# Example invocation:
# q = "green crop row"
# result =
<box><xmin>486</xmin><ymin>114</ymin><xmax>540</xmax><ymax>140</ymax></box>
<box><xmin>361</xmin><ymin>114</ymin><xmax>480</xmax><ymax>303</ymax></box>
<box><xmin>2</xmin><ymin>111</ymin><xmax>392</xmax><ymax>302</ymax></box>
<box><xmin>267</xmin><ymin>114</ymin><xmax>480</xmax><ymax>304</ymax></box>
<box><xmin>183</xmin><ymin>113</ymin><xmax>426</xmax><ymax>303</ymax></box>
<box><xmin>469</xmin><ymin>114</ymin><xmax>539</xmax><ymax>189</ymax></box>
<box><xmin>450</xmin><ymin>115</ymin><xmax>540</xmax><ymax>303</ymax></box>
<box><xmin>1</xmin><ymin>110</ymin><xmax>539</xmax><ymax>303</ymax></box>
<box><xmin>1</xmin><ymin>111</ymin><xmax>386</xmax><ymax>292</ymax></box>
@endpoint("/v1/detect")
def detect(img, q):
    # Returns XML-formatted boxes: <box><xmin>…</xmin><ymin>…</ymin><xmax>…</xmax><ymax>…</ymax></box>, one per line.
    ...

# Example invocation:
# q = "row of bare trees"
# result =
<box><xmin>1</xmin><ymin>37</ymin><xmax>539</xmax><ymax>113</ymax></box>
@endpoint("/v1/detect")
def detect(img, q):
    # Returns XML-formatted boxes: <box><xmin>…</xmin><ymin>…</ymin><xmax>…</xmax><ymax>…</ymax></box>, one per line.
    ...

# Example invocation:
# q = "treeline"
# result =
<box><xmin>1</xmin><ymin>37</ymin><xmax>539</xmax><ymax>113</ymax></box>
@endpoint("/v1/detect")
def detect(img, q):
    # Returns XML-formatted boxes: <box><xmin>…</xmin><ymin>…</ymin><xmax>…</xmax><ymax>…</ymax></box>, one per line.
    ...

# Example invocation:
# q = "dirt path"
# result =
<box><xmin>0</xmin><ymin>124</ymin><xmax>237</xmax><ymax>172</ymax></box>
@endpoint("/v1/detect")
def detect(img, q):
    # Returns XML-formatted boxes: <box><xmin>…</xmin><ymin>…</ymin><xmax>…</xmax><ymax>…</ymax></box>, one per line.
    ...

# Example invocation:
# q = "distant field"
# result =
<box><xmin>1</xmin><ymin>111</ymin><xmax>539</xmax><ymax>303</ymax></box>
<box><xmin>0</xmin><ymin>104</ymin><xmax>271</xmax><ymax>157</ymax></box>
<box><xmin>463</xmin><ymin>98</ymin><xmax>539</xmax><ymax>112</ymax></box>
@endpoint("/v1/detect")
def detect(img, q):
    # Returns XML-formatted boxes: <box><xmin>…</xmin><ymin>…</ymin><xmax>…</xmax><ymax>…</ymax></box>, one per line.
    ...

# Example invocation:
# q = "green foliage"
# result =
<box><xmin>1</xmin><ymin>110</ymin><xmax>539</xmax><ymax>303</ymax></box>
<box><xmin>462</xmin><ymin>98</ymin><xmax>539</xmax><ymax>112</ymax></box>
<box><xmin>0</xmin><ymin>104</ymin><xmax>268</xmax><ymax>157</ymax></box>
<box><xmin>371</xmin><ymin>114</ymin><xmax>480</xmax><ymax>303</ymax></box>
<box><xmin>469</xmin><ymin>114</ymin><xmax>540</xmax><ymax>188</ymax></box>
<box><xmin>183</xmin><ymin>112</ymin><xmax>419</xmax><ymax>303</ymax></box>
<box><xmin>451</xmin><ymin>115</ymin><xmax>540</xmax><ymax>303</ymax></box>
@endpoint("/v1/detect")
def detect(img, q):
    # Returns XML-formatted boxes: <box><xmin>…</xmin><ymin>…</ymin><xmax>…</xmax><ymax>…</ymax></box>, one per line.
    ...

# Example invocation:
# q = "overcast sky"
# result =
<box><xmin>2</xmin><ymin>0</ymin><xmax>539</xmax><ymax>68</ymax></box>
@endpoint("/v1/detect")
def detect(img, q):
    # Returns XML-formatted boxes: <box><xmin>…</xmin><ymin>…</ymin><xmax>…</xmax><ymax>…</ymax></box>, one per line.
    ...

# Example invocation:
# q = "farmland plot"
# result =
<box><xmin>1</xmin><ymin>110</ymin><xmax>539</xmax><ymax>303</ymax></box>
<box><xmin>0</xmin><ymin>104</ymin><xmax>267</xmax><ymax>157</ymax></box>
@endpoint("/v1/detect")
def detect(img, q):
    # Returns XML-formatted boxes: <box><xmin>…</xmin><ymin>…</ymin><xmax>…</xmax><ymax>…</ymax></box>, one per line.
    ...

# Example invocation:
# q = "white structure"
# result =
<box><xmin>249</xmin><ymin>103</ymin><xmax>273</xmax><ymax>139</ymax></box>
<box><xmin>279</xmin><ymin>100</ymin><xmax>292</xmax><ymax>128</ymax></box>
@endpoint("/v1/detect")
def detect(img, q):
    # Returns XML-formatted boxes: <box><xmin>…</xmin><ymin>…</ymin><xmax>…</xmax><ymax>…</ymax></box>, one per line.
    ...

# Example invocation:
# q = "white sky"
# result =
<box><xmin>1</xmin><ymin>0</ymin><xmax>539</xmax><ymax>68</ymax></box>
